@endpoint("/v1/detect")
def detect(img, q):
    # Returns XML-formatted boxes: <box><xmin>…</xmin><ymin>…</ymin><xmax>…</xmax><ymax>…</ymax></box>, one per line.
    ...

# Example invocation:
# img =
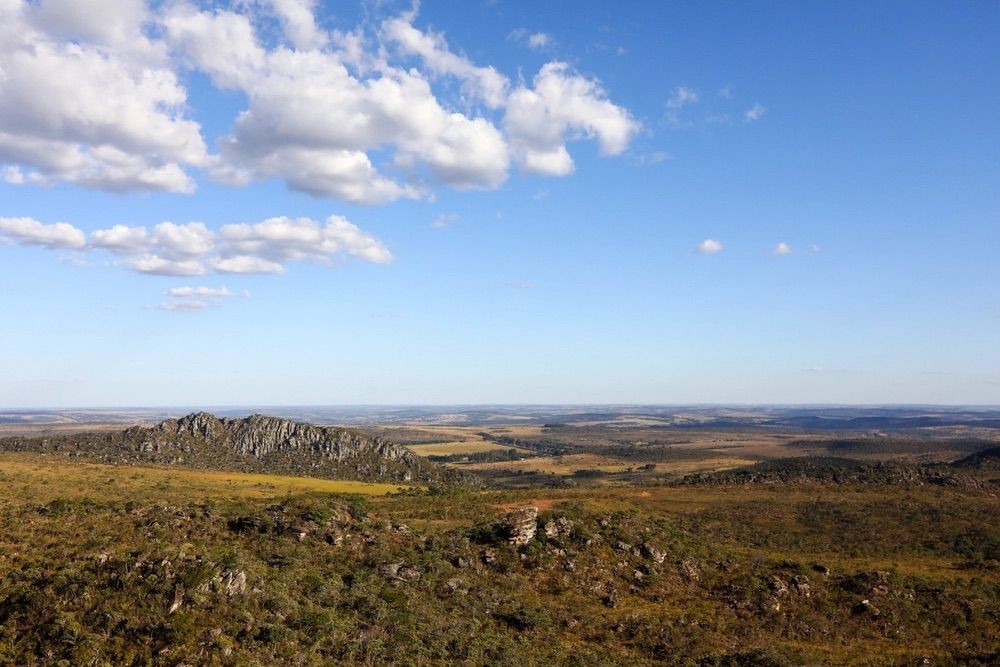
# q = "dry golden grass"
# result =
<box><xmin>0</xmin><ymin>453</ymin><xmax>409</xmax><ymax>503</ymax></box>
<box><xmin>406</xmin><ymin>440</ymin><xmax>524</xmax><ymax>456</ymax></box>
<box><xmin>461</xmin><ymin>452</ymin><xmax>759</xmax><ymax>476</ymax></box>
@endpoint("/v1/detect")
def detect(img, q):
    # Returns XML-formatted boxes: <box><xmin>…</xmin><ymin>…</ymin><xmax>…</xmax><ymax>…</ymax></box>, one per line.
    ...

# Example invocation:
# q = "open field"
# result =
<box><xmin>405</xmin><ymin>440</ymin><xmax>524</xmax><ymax>456</ymax></box>
<box><xmin>0</xmin><ymin>453</ymin><xmax>409</xmax><ymax>503</ymax></box>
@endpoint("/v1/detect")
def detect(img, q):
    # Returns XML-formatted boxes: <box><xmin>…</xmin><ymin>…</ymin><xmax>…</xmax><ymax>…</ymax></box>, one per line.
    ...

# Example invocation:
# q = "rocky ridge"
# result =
<box><xmin>0</xmin><ymin>412</ymin><xmax>466</xmax><ymax>486</ymax></box>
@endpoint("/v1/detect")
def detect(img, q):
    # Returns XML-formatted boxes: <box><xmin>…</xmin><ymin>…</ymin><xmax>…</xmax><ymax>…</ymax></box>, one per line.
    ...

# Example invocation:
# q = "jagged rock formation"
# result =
<box><xmin>0</xmin><ymin>412</ymin><xmax>468</xmax><ymax>486</ymax></box>
<box><xmin>498</xmin><ymin>506</ymin><xmax>538</xmax><ymax>546</ymax></box>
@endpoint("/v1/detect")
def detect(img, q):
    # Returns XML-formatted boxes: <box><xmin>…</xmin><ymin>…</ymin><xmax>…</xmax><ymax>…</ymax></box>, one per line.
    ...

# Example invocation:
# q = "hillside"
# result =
<box><xmin>677</xmin><ymin>456</ymin><xmax>998</xmax><ymax>488</ymax></box>
<box><xmin>0</xmin><ymin>412</ymin><xmax>465</xmax><ymax>486</ymax></box>
<box><xmin>0</xmin><ymin>459</ymin><xmax>997</xmax><ymax>665</ymax></box>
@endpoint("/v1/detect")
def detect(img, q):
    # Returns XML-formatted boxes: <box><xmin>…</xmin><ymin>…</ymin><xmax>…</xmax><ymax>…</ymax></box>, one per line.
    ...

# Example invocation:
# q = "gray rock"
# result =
<box><xmin>791</xmin><ymin>574</ymin><xmax>811</xmax><ymax>597</ymax></box>
<box><xmin>678</xmin><ymin>557</ymin><xmax>702</xmax><ymax>583</ymax></box>
<box><xmin>167</xmin><ymin>586</ymin><xmax>184</xmax><ymax>614</ymax></box>
<box><xmin>543</xmin><ymin>517</ymin><xmax>574</xmax><ymax>539</ymax></box>
<box><xmin>500</xmin><ymin>506</ymin><xmax>538</xmax><ymax>546</ymax></box>
<box><xmin>640</xmin><ymin>542</ymin><xmax>666</xmax><ymax>564</ymax></box>
<box><xmin>220</xmin><ymin>569</ymin><xmax>247</xmax><ymax>596</ymax></box>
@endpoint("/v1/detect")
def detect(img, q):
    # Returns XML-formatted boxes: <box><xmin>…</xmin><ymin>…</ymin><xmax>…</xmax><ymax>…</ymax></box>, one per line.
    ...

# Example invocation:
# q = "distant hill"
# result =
<box><xmin>0</xmin><ymin>412</ymin><xmax>466</xmax><ymax>486</ymax></box>
<box><xmin>677</xmin><ymin>455</ymin><xmax>996</xmax><ymax>489</ymax></box>
<box><xmin>951</xmin><ymin>446</ymin><xmax>1000</xmax><ymax>470</ymax></box>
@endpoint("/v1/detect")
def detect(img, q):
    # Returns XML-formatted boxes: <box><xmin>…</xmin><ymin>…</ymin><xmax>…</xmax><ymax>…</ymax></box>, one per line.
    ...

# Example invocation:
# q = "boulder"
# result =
<box><xmin>543</xmin><ymin>517</ymin><xmax>574</xmax><ymax>539</ymax></box>
<box><xmin>500</xmin><ymin>507</ymin><xmax>539</xmax><ymax>546</ymax></box>
<box><xmin>641</xmin><ymin>542</ymin><xmax>666</xmax><ymax>564</ymax></box>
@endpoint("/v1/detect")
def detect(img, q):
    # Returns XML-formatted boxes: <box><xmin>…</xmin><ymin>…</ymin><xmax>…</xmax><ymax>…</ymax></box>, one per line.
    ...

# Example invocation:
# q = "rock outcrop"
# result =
<box><xmin>499</xmin><ymin>507</ymin><xmax>539</xmax><ymax>546</ymax></box>
<box><xmin>0</xmin><ymin>412</ymin><xmax>468</xmax><ymax>486</ymax></box>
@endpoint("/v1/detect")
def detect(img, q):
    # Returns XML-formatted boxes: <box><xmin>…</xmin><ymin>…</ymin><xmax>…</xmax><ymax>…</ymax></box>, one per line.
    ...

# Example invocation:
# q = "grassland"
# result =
<box><xmin>0</xmin><ymin>453</ymin><xmax>408</xmax><ymax>503</ymax></box>
<box><xmin>1</xmin><ymin>443</ymin><xmax>998</xmax><ymax>665</ymax></box>
<box><xmin>406</xmin><ymin>440</ymin><xmax>521</xmax><ymax>456</ymax></box>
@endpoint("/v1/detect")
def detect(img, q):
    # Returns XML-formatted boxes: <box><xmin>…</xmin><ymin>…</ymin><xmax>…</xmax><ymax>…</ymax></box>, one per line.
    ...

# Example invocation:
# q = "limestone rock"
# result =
<box><xmin>220</xmin><ymin>569</ymin><xmax>247</xmax><ymax>596</ymax></box>
<box><xmin>543</xmin><ymin>517</ymin><xmax>573</xmax><ymax>539</ymax></box>
<box><xmin>500</xmin><ymin>507</ymin><xmax>538</xmax><ymax>546</ymax></box>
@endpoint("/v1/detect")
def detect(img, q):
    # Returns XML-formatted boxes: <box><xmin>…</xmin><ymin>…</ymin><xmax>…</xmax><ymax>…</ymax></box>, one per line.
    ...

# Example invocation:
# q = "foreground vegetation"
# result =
<box><xmin>1</xmin><ymin>452</ymin><xmax>997</xmax><ymax>665</ymax></box>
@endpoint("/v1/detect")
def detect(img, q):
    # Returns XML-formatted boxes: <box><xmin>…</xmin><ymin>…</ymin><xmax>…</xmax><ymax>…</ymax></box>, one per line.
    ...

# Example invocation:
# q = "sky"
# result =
<box><xmin>0</xmin><ymin>0</ymin><xmax>998</xmax><ymax>408</ymax></box>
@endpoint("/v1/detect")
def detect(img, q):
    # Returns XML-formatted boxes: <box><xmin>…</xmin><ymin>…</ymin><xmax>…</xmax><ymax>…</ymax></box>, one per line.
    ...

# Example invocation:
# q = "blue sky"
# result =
<box><xmin>0</xmin><ymin>0</ymin><xmax>998</xmax><ymax>407</ymax></box>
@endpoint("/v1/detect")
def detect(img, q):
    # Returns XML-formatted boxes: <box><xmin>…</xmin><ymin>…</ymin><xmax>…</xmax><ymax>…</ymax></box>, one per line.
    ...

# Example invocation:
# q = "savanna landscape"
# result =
<box><xmin>0</xmin><ymin>407</ymin><xmax>997</xmax><ymax>665</ymax></box>
<box><xmin>2</xmin><ymin>0</ymin><xmax>998</xmax><ymax>665</ymax></box>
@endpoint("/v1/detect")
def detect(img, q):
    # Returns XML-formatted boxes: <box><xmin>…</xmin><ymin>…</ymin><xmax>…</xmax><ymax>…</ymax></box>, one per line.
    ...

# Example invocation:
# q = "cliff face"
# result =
<box><xmin>145</xmin><ymin>412</ymin><xmax>413</xmax><ymax>463</ymax></box>
<box><xmin>3</xmin><ymin>413</ymin><xmax>465</xmax><ymax>486</ymax></box>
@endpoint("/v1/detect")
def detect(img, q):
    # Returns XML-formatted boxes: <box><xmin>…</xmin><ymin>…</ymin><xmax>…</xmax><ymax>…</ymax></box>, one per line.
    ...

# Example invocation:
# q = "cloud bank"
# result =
<box><xmin>1</xmin><ymin>215</ymin><xmax>391</xmax><ymax>278</ymax></box>
<box><xmin>0</xmin><ymin>1</ymin><xmax>638</xmax><ymax>204</ymax></box>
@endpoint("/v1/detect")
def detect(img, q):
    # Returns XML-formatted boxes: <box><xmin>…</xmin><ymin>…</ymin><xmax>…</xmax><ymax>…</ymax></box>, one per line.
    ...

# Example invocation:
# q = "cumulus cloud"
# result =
<box><xmin>744</xmin><ymin>103</ymin><xmax>766</xmax><ymax>122</ymax></box>
<box><xmin>90</xmin><ymin>221</ymin><xmax>214</xmax><ymax>272</ymax></box>
<box><xmin>774</xmin><ymin>241</ymin><xmax>792</xmax><ymax>255</ymax></box>
<box><xmin>218</xmin><ymin>215</ymin><xmax>393</xmax><ymax>266</ymax></box>
<box><xmin>382</xmin><ymin>13</ymin><xmax>509</xmax><ymax>108</ymax></box>
<box><xmin>0</xmin><ymin>216</ymin><xmax>86</xmax><ymax>249</ymax></box>
<box><xmin>126</xmin><ymin>255</ymin><xmax>206</xmax><ymax>276</ymax></box>
<box><xmin>0</xmin><ymin>0</ymin><xmax>206</xmax><ymax>193</ymax></box>
<box><xmin>212</xmin><ymin>255</ymin><xmax>286</xmax><ymax>275</ymax></box>
<box><xmin>696</xmin><ymin>238</ymin><xmax>723</xmax><ymax>254</ymax></box>
<box><xmin>1</xmin><ymin>2</ymin><xmax>635</xmax><ymax>202</ymax></box>
<box><xmin>263</xmin><ymin>0</ymin><xmax>328</xmax><ymax>50</ymax></box>
<box><xmin>2</xmin><ymin>214</ymin><xmax>391</xmax><ymax>277</ymax></box>
<box><xmin>505</xmin><ymin>62</ymin><xmax>638</xmax><ymax>176</ymax></box>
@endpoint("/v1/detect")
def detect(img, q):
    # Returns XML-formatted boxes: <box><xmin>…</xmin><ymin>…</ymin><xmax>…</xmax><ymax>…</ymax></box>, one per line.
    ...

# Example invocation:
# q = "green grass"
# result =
<box><xmin>0</xmin><ymin>452</ymin><xmax>997</xmax><ymax>665</ymax></box>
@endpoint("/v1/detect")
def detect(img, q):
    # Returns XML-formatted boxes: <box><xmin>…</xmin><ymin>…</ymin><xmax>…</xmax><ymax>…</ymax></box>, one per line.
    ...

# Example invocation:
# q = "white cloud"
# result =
<box><xmin>506</xmin><ymin>62</ymin><xmax>638</xmax><ymax>176</ymax></box>
<box><xmin>666</xmin><ymin>86</ymin><xmax>699</xmax><ymax>110</ymax></box>
<box><xmin>432</xmin><ymin>213</ymin><xmax>460</xmax><ymax>229</ymax></box>
<box><xmin>774</xmin><ymin>242</ymin><xmax>792</xmax><ymax>256</ymax></box>
<box><xmin>0</xmin><ymin>0</ymin><xmax>206</xmax><ymax>193</ymax></box>
<box><xmin>0</xmin><ymin>216</ymin><xmax>86</xmax><ymax>249</ymax></box>
<box><xmin>126</xmin><ymin>255</ymin><xmax>206</xmax><ymax>276</ymax></box>
<box><xmin>382</xmin><ymin>14</ymin><xmax>509</xmax><ymax>108</ymax></box>
<box><xmin>149</xmin><ymin>222</ymin><xmax>214</xmax><ymax>260</ymax></box>
<box><xmin>1</xmin><ymin>2</ymin><xmax>635</xmax><ymax>202</ymax></box>
<box><xmin>217</xmin><ymin>215</ymin><xmax>393</xmax><ymax>266</ymax></box>
<box><xmin>696</xmin><ymin>238</ymin><xmax>723</xmax><ymax>254</ymax></box>
<box><xmin>159</xmin><ymin>299</ymin><xmax>207</xmax><ymax>312</ymax></box>
<box><xmin>196</xmin><ymin>38</ymin><xmax>512</xmax><ymax>200</ymax></box>
<box><xmin>89</xmin><ymin>224</ymin><xmax>150</xmax><ymax>255</ymax></box>
<box><xmin>744</xmin><ymin>103</ymin><xmax>766</xmax><ymax>122</ymax></box>
<box><xmin>5</xmin><ymin>212</ymin><xmax>392</xmax><ymax>280</ymax></box>
<box><xmin>263</xmin><ymin>0</ymin><xmax>327</xmax><ymax>50</ymax></box>
<box><xmin>165</xmin><ymin>286</ymin><xmax>241</xmax><ymax>298</ymax></box>
<box><xmin>509</xmin><ymin>29</ymin><xmax>554</xmax><ymax>52</ymax></box>
<box><xmin>90</xmin><ymin>221</ymin><xmax>214</xmax><ymax>269</ymax></box>
<box><xmin>211</xmin><ymin>255</ymin><xmax>286</xmax><ymax>275</ymax></box>
<box><xmin>527</xmin><ymin>33</ymin><xmax>552</xmax><ymax>50</ymax></box>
